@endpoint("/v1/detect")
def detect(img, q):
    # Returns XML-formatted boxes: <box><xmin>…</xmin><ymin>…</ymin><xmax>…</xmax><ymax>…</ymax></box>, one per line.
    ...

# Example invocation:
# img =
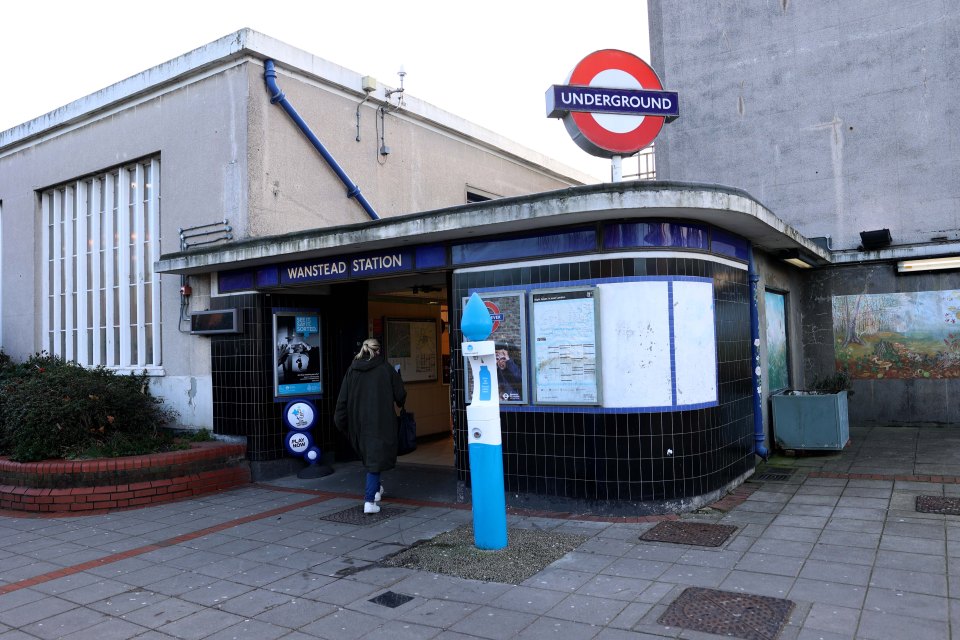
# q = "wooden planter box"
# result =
<box><xmin>771</xmin><ymin>390</ymin><xmax>849</xmax><ymax>450</ymax></box>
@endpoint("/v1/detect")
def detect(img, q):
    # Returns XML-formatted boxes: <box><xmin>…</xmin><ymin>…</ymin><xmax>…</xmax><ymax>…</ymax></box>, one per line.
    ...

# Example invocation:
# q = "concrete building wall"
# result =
<box><xmin>648</xmin><ymin>0</ymin><xmax>960</xmax><ymax>251</ymax></box>
<box><xmin>650</xmin><ymin>1</ymin><xmax>960</xmax><ymax>432</ymax></box>
<box><xmin>246</xmin><ymin>63</ymin><xmax>575</xmax><ymax>234</ymax></box>
<box><xmin>0</xmin><ymin>65</ymin><xmax>251</xmax><ymax>426</ymax></box>
<box><xmin>0</xmin><ymin>30</ymin><xmax>587</xmax><ymax>432</ymax></box>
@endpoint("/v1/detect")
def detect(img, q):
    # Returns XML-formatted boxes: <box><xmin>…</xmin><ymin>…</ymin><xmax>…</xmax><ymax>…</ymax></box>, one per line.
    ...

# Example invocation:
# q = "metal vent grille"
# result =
<box><xmin>753</xmin><ymin>467</ymin><xmax>797</xmax><ymax>482</ymax></box>
<box><xmin>658</xmin><ymin>587</ymin><xmax>795</xmax><ymax>640</ymax></box>
<box><xmin>640</xmin><ymin>521</ymin><xmax>737</xmax><ymax>547</ymax></box>
<box><xmin>319</xmin><ymin>505</ymin><xmax>408</xmax><ymax>524</ymax></box>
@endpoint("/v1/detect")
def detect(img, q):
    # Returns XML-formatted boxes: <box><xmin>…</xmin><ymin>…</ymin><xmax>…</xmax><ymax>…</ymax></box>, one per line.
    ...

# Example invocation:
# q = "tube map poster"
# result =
<box><xmin>531</xmin><ymin>288</ymin><xmax>600</xmax><ymax>404</ymax></box>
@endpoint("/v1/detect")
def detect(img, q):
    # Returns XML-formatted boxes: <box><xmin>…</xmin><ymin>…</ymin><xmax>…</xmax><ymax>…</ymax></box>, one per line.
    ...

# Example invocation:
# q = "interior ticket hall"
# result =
<box><xmin>162</xmin><ymin>180</ymin><xmax>824</xmax><ymax>512</ymax></box>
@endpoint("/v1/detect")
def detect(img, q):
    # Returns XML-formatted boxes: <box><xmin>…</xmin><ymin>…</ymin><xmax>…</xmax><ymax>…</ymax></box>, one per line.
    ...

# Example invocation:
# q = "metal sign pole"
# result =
<box><xmin>611</xmin><ymin>155</ymin><xmax>623</xmax><ymax>182</ymax></box>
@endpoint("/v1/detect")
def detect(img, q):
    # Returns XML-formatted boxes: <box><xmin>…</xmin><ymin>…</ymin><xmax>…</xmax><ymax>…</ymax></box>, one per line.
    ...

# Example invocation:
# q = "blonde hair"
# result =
<box><xmin>355</xmin><ymin>338</ymin><xmax>381</xmax><ymax>360</ymax></box>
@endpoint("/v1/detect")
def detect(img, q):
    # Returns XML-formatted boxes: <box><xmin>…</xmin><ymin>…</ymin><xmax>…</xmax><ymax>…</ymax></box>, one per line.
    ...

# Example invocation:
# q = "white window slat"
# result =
<box><xmin>117</xmin><ymin>168</ymin><xmax>131</xmax><ymax>366</ymax></box>
<box><xmin>90</xmin><ymin>179</ymin><xmax>103</xmax><ymax>367</ymax></box>
<box><xmin>52</xmin><ymin>192</ymin><xmax>63</xmax><ymax>357</ymax></box>
<box><xmin>63</xmin><ymin>186</ymin><xmax>75</xmax><ymax>361</ymax></box>
<box><xmin>0</xmin><ymin>201</ymin><xmax>3</xmax><ymax>349</ymax></box>
<box><xmin>149</xmin><ymin>158</ymin><xmax>162</xmax><ymax>365</ymax></box>
<box><xmin>104</xmin><ymin>172</ymin><xmax>116</xmax><ymax>367</ymax></box>
<box><xmin>75</xmin><ymin>181</ymin><xmax>89</xmax><ymax>366</ymax></box>
<box><xmin>41</xmin><ymin>192</ymin><xmax>51</xmax><ymax>354</ymax></box>
<box><xmin>134</xmin><ymin>164</ymin><xmax>146</xmax><ymax>367</ymax></box>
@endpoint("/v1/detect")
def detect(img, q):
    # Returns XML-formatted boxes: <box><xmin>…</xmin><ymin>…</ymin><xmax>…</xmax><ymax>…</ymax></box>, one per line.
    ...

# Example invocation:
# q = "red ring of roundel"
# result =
<box><xmin>569</xmin><ymin>49</ymin><xmax>666</xmax><ymax>154</ymax></box>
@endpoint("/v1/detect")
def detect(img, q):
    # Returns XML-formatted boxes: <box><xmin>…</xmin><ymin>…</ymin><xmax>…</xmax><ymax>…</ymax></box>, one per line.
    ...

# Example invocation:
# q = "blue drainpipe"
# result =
<box><xmin>748</xmin><ymin>249</ymin><xmax>770</xmax><ymax>460</ymax></box>
<box><xmin>263</xmin><ymin>60</ymin><xmax>380</xmax><ymax>221</ymax></box>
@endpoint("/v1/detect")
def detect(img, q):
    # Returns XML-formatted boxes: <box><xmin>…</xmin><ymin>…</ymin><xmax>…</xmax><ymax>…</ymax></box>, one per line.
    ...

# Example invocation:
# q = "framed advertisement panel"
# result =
<box><xmin>385</xmin><ymin>318</ymin><xmax>438</xmax><ymax>382</ymax></box>
<box><xmin>273</xmin><ymin>311</ymin><xmax>322</xmax><ymax>398</ymax></box>
<box><xmin>764</xmin><ymin>290</ymin><xmax>790</xmax><ymax>392</ymax></box>
<box><xmin>462</xmin><ymin>291</ymin><xmax>528</xmax><ymax>404</ymax></box>
<box><xmin>530</xmin><ymin>287</ymin><xmax>601</xmax><ymax>405</ymax></box>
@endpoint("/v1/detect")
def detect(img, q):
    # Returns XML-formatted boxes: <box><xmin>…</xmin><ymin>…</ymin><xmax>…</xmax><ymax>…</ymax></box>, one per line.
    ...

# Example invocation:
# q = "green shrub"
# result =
<box><xmin>811</xmin><ymin>369</ymin><xmax>854</xmax><ymax>395</ymax></box>
<box><xmin>186</xmin><ymin>428</ymin><xmax>214</xmax><ymax>442</ymax></box>
<box><xmin>0</xmin><ymin>353</ymin><xmax>178</xmax><ymax>462</ymax></box>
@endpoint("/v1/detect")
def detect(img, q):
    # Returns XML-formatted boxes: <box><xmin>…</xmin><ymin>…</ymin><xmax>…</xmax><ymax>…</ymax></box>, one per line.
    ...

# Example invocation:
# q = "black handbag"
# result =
<box><xmin>397</xmin><ymin>408</ymin><xmax>417</xmax><ymax>455</ymax></box>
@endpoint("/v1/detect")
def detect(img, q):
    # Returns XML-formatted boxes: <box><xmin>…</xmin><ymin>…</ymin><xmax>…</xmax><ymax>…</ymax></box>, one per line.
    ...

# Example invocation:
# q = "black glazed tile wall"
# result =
<box><xmin>452</xmin><ymin>255</ymin><xmax>754</xmax><ymax>503</ymax></box>
<box><xmin>209</xmin><ymin>284</ymin><xmax>368</xmax><ymax>462</ymax></box>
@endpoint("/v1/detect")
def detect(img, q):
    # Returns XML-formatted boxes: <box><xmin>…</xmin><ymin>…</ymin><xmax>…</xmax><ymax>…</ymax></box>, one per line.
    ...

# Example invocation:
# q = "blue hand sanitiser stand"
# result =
<box><xmin>461</xmin><ymin>293</ymin><xmax>508</xmax><ymax>550</ymax></box>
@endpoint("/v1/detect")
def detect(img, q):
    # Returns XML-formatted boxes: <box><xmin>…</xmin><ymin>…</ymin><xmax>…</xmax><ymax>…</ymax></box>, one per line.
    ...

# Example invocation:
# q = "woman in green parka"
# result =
<box><xmin>334</xmin><ymin>338</ymin><xmax>407</xmax><ymax>513</ymax></box>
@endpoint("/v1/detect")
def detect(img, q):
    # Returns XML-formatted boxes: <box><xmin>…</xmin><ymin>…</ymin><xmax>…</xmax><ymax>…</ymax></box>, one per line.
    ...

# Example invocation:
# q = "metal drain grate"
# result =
<box><xmin>369</xmin><ymin>591</ymin><xmax>414</xmax><ymax>608</ymax></box>
<box><xmin>319</xmin><ymin>505</ymin><xmax>408</xmax><ymax>525</ymax></box>
<box><xmin>640</xmin><ymin>521</ymin><xmax>737</xmax><ymax>547</ymax></box>
<box><xmin>753</xmin><ymin>467</ymin><xmax>797</xmax><ymax>482</ymax></box>
<box><xmin>916</xmin><ymin>495</ymin><xmax>960</xmax><ymax>516</ymax></box>
<box><xmin>658</xmin><ymin>587</ymin><xmax>795</xmax><ymax>640</ymax></box>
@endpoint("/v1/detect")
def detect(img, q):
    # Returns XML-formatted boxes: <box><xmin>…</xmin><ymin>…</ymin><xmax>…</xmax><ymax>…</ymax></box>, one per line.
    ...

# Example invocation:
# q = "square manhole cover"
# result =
<box><xmin>369</xmin><ymin>591</ymin><xmax>415</xmax><ymax>608</ymax></box>
<box><xmin>658</xmin><ymin>587</ymin><xmax>795</xmax><ymax>640</ymax></box>
<box><xmin>320</xmin><ymin>505</ymin><xmax>408</xmax><ymax>525</ymax></box>
<box><xmin>753</xmin><ymin>467</ymin><xmax>796</xmax><ymax>482</ymax></box>
<box><xmin>640</xmin><ymin>521</ymin><xmax>737</xmax><ymax>547</ymax></box>
<box><xmin>916</xmin><ymin>495</ymin><xmax>960</xmax><ymax>515</ymax></box>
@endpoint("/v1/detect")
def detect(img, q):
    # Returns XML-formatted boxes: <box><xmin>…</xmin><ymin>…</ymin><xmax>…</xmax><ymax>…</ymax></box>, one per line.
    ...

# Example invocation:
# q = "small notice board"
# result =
<box><xmin>385</xmin><ymin>318</ymin><xmax>438</xmax><ymax>382</ymax></box>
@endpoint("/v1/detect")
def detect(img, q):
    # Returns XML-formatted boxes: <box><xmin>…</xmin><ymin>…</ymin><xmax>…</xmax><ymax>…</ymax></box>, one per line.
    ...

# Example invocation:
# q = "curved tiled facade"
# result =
<box><xmin>452</xmin><ymin>251</ymin><xmax>753</xmax><ymax>507</ymax></box>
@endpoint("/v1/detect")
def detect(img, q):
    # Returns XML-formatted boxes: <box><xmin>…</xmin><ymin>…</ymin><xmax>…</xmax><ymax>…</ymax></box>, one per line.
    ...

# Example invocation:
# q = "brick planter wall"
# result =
<box><xmin>0</xmin><ymin>442</ymin><xmax>250</xmax><ymax>514</ymax></box>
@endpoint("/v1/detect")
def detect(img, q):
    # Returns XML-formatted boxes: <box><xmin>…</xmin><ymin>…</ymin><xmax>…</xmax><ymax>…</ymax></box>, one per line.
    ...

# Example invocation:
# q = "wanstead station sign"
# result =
<box><xmin>546</xmin><ymin>49</ymin><xmax>679</xmax><ymax>158</ymax></box>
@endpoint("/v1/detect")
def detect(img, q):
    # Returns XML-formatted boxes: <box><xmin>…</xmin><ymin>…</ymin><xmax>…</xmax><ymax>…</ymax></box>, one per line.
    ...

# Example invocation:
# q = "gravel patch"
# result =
<box><xmin>381</xmin><ymin>525</ymin><xmax>589</xmax><ymax>584</ymax></box>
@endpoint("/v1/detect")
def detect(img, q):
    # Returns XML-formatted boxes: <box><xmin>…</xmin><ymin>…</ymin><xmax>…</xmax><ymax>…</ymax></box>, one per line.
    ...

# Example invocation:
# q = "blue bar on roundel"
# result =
<box><xmin>468</xmin><ymin>442</ymin><xmax>508</xmax><ymax>549</ymax></box>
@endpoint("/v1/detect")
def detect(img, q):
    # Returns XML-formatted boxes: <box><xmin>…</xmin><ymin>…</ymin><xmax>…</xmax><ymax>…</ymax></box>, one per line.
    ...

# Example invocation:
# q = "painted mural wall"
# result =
<box><xmin>832</xmin><ymin>289</ymin><xmax>960</xmax><ymax>379</ymax></box>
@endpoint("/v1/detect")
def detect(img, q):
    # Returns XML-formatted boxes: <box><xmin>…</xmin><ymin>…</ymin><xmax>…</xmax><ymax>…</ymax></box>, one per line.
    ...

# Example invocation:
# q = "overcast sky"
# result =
<box><xmin>1</xmin><ymin>1</ymin><xmax>650</xmax><ymax>182</ymax></box>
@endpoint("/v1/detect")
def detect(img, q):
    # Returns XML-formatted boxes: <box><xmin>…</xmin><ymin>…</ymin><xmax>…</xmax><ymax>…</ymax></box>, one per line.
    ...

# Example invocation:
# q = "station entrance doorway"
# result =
<box><xmin>361</xmin><ymin>272</ymin><xmax>453</xmax><ymax>468</ymax></box>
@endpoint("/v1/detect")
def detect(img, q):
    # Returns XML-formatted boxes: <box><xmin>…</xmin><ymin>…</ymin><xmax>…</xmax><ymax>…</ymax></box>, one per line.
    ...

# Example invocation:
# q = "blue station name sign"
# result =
<box><xmin>279</xmin><ymin>249</ymin><xmax>412</xmax><ymax>285</ymax></box>
<box><xmin>217</xmin><ymin>245</ymin><xmax>449</xmax><ymax>293</ymax></box>
<box><xmin>545</xmin><ymin>85</ymin><xmax>680</xmax><ymax>120</ymax></box>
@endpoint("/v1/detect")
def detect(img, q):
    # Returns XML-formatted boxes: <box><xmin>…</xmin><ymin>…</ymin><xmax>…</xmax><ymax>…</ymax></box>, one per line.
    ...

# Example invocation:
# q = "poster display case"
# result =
<box><xmin>273</xmin><ymin>311</ymin><xmax>321</xmax><ymax>398</ymax></box>
<box><xmin>462</xmin><ymin>291</ymin><xmax>528</xmax><ymax>404</ymax></box>
<box><xmin>530</xmin><ymin>287</ymin><xmax>601</xmax><ymax>405</ymax></box>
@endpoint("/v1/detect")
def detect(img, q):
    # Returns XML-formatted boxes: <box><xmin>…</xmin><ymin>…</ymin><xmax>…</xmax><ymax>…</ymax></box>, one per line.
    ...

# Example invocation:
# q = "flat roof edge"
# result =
<box><xmin>157</xmin><ymin>181</ymin><xmax>828</xmax><ymax>275</ymax></box>
<box><xmin>0</xmin><ymin>30</ymin><xmax>252</xmax><ymax>150</ymax></box>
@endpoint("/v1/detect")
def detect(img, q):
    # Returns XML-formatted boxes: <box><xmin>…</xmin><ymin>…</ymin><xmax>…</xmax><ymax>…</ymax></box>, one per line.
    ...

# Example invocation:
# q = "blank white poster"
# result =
<box><xmin>672</xmin><ymin>281</ymin><xmax>718</xmax><ymax>405</ymax></box>
<box><xmin>598</xmin><ymin>281</ymin><xmax>673</xmax><ymax>408</ymax></box>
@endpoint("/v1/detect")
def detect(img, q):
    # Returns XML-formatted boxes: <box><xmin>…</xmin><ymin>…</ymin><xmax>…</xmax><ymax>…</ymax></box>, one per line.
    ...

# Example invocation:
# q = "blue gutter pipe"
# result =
<box><xmin>748</xmin><ymin>249</ymin><xmax>770</xmax><ymax>461</ymax></box>
<box><xmin>263</xmin><ymin>60</ymin><xmax>380</xmax><ymax>221</ymax></box>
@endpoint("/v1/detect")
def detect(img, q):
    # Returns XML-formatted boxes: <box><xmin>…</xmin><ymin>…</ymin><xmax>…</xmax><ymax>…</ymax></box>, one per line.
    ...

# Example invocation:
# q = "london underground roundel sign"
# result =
<box><xmin>484</xmin><ymin>301</ymin><xmax>503</xmax><ymax>333</ymax></box>
<box><xmin>545</xmin><ymin>50</ymin><xmax>679</xmax><ymax>158</ymax></box>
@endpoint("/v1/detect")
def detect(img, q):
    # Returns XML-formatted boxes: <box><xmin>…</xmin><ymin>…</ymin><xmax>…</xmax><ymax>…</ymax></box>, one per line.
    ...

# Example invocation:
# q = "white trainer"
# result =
<box><xmin>363</xmin><ymin>501</ymin><xmax>380</xmax><ymax>514</ymax></box>
<box><xmin>375</xmin><ymin>485</ymin><xmax>385</xmax><ymax>503</ymax></box>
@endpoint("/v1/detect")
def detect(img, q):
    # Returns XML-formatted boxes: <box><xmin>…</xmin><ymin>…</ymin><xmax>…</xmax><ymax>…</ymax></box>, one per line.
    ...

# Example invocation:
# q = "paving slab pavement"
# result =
<box><xmin>0</xmin><ymin>425</ymin><xmax>957</xmax><ymax>639</ymax></box>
